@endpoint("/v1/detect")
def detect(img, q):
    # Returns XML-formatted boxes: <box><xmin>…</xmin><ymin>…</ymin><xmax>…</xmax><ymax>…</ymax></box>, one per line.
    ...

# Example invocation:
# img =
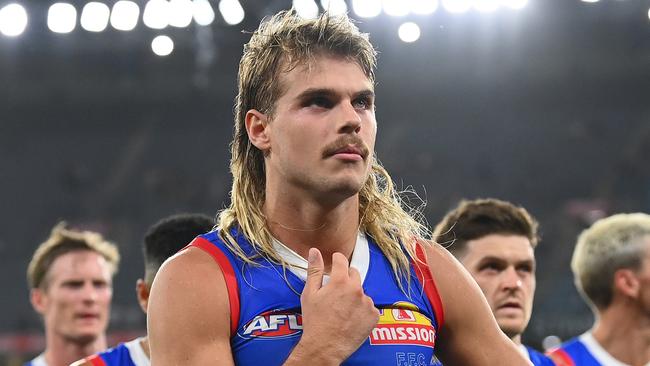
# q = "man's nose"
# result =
<box><xmin>337</xmin><ymin>101</ymin><xmax>362</xmax><ymax>134</ymax></box>
<box><xmin>502</xmin><ymin>267</ymin><xmax>523</xmax><ymax>290</ymax></box>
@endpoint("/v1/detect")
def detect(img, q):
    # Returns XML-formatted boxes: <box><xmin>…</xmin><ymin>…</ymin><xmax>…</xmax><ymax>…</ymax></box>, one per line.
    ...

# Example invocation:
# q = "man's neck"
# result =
<box><xmin>43</xmin><ymin>333</ymin><xmax>106</xmax><ymax>366</ymax></box>
<box><xmin>264</xmin><ymin>193</ymin><xmax>360</xmax><ymax>270</ymax></box>
<box><xmin>592</xmin><ymin>303</ymin><xmax>650</xmax><ymax>365</ymax></box>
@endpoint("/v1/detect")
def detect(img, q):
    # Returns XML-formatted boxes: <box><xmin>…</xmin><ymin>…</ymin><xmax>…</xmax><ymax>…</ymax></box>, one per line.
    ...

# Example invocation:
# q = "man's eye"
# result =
<box><xmin>353</xmin><ymin>98</ymin><xmax>371</xmax><ymax>110</ymax></box>
<box><xmin>308</xmin><ymin>97</ymin><xmax>332</xmax><ymax>108</ymax></box>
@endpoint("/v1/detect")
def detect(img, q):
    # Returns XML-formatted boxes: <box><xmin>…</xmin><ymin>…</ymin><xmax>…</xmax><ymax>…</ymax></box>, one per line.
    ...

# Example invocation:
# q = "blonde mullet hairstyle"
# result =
<box><xmin>217</xmin><ymin>10</ymin><xmax>431</xmax><ymax>285</ymax></box>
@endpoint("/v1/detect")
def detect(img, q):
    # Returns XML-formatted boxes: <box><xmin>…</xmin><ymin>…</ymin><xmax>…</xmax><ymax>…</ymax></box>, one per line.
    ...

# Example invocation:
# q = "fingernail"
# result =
<box><xmin>308</xmin><ymin>248</ymin><xmax>317</xmax><ymax>264</ymax></box>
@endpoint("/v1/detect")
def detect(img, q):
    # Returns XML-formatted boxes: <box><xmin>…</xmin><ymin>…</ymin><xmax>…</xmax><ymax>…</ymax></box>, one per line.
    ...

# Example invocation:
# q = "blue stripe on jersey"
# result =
<box><xmin>94</xmin><ymin>343</ymin><xmax>137</xmax><ymax>366</ymax></box>
<box><xmin>199</xmin><ymin>228</ymin><xmax>441</xmax><ymax>366</ymax></box>
<box><xmin>526</xmin><ymin>346</ymin><xmax>557</xmax><ymax>366</ymax></box>
<box><xmin>550</xmin><ymin>337</ymin><xmax>602</xmax><ymax>366</ymax></box>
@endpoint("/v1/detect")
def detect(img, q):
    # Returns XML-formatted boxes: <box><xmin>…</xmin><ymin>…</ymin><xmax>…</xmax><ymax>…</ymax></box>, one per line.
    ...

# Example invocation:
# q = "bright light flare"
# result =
<box><xmin>47</xmin><ymin>3</ymin><xmax>77</xmax><ymax>33</ymax></box>
<box><xmin>320</xmin><ymin>0</ymin><xmax>348</xmax><ymax>16</ymax></box>
<box><xmin>218</xmin><ymin>0</ymin><xmax>244</xmax><ymax>25</ymax></box>
<box><xmin>0</xmin><ymin>3</ymin><xmax>28</xmax><ymax>36</ymax></box>
<box><xmin>293</xmin><ymin>0</ymin><xmax>319</xmax><ymax>19</ymax></box>
<box><xmin>352</xmin><ymin>0</ymin><xmax>381</xmax><ymax>18</ymax></box>
<box><xmin>383</xmin><ymin>0</ymin><xmax>409</xmax><ymax>16</ymax></box>
<box><xmin>169</xmin><ymin>0</ymin><xmax>193</xmax><ymax>28</ymax></box>
<box><xmin>110</xmin><ymin>1</ymin><xmax>140</xmax><ymax>31</ymax></box>
<box><xmin>194</xmin><ymin>0</ymin><xmax>216</xmax><ymax>26</ymax></box>
<box><xmin>474</xmin><ymin>0</ymin><xmax>500</xmax><ymax>12</ymax></box>
<box><xmin>398</xmin><ymin>22</ymin><xmax>420</xmax><ymax>43</ymax></box>
<box><xmin>81</xmin><ymin>2</ymin><xmax>110</xmax><ymax>32</ymax></box>
<box><xmin>442</xmin><ymin>0</ymin><xmax>471</xmax><ymax>13</ymax></box>
<box><xmin>152</xmin><ymin>35</ymin><xmax>174</xmax><ymax>56</ymax></box>
<box><xmin>143</xmin><ymin>0</ymin><xmax>170</xmax><ymax>29</ymax></box>
<box><xmin>501</xmin><ymin>0</ymin><xmax>528</xmax><ymax>10</ymax></box>
<box><xmin>409</xmin><ymin>0</ymin><xmax>438</xmax><ymax>15</ymax></box>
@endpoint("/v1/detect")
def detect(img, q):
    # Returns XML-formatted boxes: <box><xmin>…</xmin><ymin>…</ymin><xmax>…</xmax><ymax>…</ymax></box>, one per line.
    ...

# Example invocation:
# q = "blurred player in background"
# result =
<box><xmin>433</xmin><ymin>198</ymin><xmax>555</xmax><ymax>366</ymax></box>
<box><xmin>72</xmin><ymin>213</ymin><xmax>214</xmax><ymax>366</ymax></box>
<box><xmin>25</xmin><ymin>223</ymin><xmax>120</xmax><ymax>366</ymax></box>
<box><xmin>547</xmin><ymin>213</ymin><xmax>650</xmax><ymax>366</ymax></box>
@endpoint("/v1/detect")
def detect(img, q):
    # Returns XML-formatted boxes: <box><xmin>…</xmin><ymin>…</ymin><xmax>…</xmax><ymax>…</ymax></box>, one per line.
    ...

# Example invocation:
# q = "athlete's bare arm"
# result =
<box><xmin>148</xmin><ymin>247</ymin><xmax>235</xmax><ymax>366</ymax></box>
<box><xmin>423</xmin><ymin>242</ymin><xmax>533</xmax><ymax>365</ymax></box>
<box><xmin>148</xmin><ymin>247</ymin><xmax>378</xmax><ymax>366</ymax></box>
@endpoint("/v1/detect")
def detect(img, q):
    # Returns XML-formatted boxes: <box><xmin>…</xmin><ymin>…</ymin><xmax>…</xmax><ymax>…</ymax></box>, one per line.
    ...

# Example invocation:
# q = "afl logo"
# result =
<box><xmin>239</xmin><ymin>310</ymin><xmax>303</xmax><ymax>339</ymax></box>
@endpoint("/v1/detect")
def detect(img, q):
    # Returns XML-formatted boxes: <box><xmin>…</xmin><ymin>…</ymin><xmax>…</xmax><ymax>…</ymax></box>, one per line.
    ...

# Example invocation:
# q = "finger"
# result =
<box><xmin>348</xmin><ymin>266</ymin><xmax>362</xmax><ymax>285</ymax></box>
<box><xmin>304</xmin><ymin>248</ymin><xmax>324</xmax><ymax>295</ymax></box>
<box><xmin>330</xmin><ymin>252</ymin><xmax>350</xmax><ymax>281</ymax></box>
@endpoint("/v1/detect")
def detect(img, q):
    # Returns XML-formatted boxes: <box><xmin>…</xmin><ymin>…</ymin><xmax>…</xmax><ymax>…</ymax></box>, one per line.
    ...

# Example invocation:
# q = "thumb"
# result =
<box><xmin>303</xmin><ymin>248</ymin><xmax>324</xmax><ymax>295</ymax></box>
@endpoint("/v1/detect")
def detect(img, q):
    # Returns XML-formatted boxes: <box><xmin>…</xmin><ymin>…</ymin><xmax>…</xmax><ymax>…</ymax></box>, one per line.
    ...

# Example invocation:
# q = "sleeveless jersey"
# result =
<box><xmin>547</xmin><ymin>332</ymin><xmax>631</xmax><ymax>366</ymax></box>
<box><xmin>81</xmin><ymin>338</ymin><xmax>149</xmax><ymax>366</ymax></box>
<box><xmin>191</xmin><ymin>228</ymin><xmax>444</xmax><ymax>366</ymax></box>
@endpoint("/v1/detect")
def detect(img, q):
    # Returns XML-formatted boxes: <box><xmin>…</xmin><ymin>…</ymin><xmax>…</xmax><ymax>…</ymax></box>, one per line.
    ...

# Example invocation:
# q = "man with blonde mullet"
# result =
<box><xmin>25</xmin><ymin>222</ymin><xmax>119</xmax><ymax>366</ymax></box>
<box><xmin>148</xmin><ymin>10</ymin><xmax>530</xmax><ymax>366</ymax></box>
<box><xmin>548</xmin><ymin>213</ymin><xmax>650</xmax><ymax>366</ymax></box>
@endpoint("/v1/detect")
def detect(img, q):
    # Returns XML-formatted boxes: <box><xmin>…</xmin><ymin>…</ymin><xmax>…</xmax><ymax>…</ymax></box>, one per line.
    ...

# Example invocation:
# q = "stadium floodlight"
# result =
<box><xmin>383</xmin><ymin>0</ymin><xmax>409</xmax><ymax>17</ymax></box>
<box><xmin>81</xmin><ymin>2</ymin><xmax>110</xmax><ymax>32</ymax></box>
<box><xmin>474</xmin><ymin>0</ymin><xmax>500</xmax><ymax>12</ymax></box>
<box><xmin>409</xmin><ymin>0</ymin><xmax>438</xmax><ymax>15</ymax></box>
<box><xmin>501</xmin><ymin>0</ymin><xmax>528</xmax><ymax>10</ymax></box>
<box><xmin>194</xmin><ymin>0</ymin><xmax>216</xmax><ymax>26</ymax></box>
<box><xmin>442</xmin><ymin>0</ymin><xmax>472</xmax><ymax>13</ymax></box>
<box><xmin>293</xmin><ymin>0</ymin><xmax>319</xmax><ymax>19</ymax></box>
<box><xmin>110</xmin><ymin>1</ymin><xmax>140</xmax><ymax>31</ymax></box>
<box><xmin>352</xmin><ymin>0</ymin><xmax>381</xmax><ymax>18</ymax></box>
<box><xmin>143</xmin><ymin>0</ymin><xmax>170</xmax><ymax>29</ymax></box>
<box><xmin>218</xmin><ymin>0</ymin><xmax>244</xmax><ymax>25</ymax></box>
<box><xmin>152</xmin><ymin>35</ymin><xmax>174</xmax><ymax>56</ymax></box>
<box><xmin>47</xmin><ymin>3</ymin><xmax>77</xmax><ymax>33</ymax></box>
<box><xmin>169</xmin><ymin>0</ymin><xmax>193</xmax><ymax>28</ymax></box>
<box><xmin>398</xmin><ymin>22</ymin><xmax>420</xmax><ymax>43</ymax></box>
<box><xmin>581</xmin><ymin>0</ymin><xmax>600</xmax><ymax>2</ymax></box>
<box><xmin>0</xmin><ymin>3</ymin><xmax>28</xmax><ymax>37</ymax></box>
<box><xmin>320</xmin><ymin>0</ymin><xmax>347</xmax><ymax>16</ymax></box>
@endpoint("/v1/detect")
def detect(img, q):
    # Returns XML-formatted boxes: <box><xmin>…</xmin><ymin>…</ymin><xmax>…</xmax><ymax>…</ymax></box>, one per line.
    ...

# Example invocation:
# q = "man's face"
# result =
<box><xmin>32</xmin><ymin>250</ymin><xmax>113</xmax><ymax>344</ymax></box>
<box><xmin>262</xmin><ymin>56</ymin><xmax>377</xmax><ymax>202</ymax></box>
<box><xmin>458</xmin><ymin>234</ymin><xmax>536</xmax><ymax>339</ymax></box>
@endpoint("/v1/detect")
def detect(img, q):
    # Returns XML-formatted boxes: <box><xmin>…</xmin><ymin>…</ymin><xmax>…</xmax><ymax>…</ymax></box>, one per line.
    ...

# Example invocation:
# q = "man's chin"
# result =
<box><xmin>497</xmin><ymin>322</ymin><xmax>526</xmax><ymax>339</ymax></box>
<box><xmin>65</xmin><ymin>330</ymin><xmax>102</xmax><ymax>345</ymax></box>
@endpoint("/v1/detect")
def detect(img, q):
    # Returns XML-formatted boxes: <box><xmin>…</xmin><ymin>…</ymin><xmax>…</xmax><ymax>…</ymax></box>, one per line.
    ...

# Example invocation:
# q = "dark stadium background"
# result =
<box><xmin>2</xmin><ymin>0</ymin><xmax>650</xmax><ymax>362</ymax></box>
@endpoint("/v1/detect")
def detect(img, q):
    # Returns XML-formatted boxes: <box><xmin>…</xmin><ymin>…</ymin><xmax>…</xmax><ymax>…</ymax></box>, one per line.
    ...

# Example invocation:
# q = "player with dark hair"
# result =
<box><xmin>433</xmin><ymin>198</ymin><xmax>555</xmax><ymax>365</ymax></box>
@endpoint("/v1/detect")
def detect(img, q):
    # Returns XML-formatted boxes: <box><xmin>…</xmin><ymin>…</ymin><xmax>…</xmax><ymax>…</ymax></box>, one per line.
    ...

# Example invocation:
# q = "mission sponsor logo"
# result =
<box><xmin>369</xmin><ymin>303</ymin><xmax>436</xmax><ymax>348</ymax></box>
<box><xmin>238</xmin><ymin>309</ymin><xmax>303</xmax><ymax>339</ymax></box>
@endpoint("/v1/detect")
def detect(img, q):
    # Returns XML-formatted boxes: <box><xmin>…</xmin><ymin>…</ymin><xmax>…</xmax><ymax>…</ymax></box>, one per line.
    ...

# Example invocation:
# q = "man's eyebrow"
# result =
<box><xmin>295</xmin><ymin>88</ymin><xmax>375</xmax><ymax>100</ymax></box>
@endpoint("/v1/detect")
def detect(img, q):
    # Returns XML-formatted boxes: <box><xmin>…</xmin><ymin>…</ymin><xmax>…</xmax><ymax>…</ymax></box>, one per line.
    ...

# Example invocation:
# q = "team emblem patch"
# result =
<box><xmin>369</xmin><ymin>302</ymin><xmax>436</xmax><ymax>348</ymax></box>
<box><xmin>238</xmin><ymin>309</ymin><xmax>303</xmax><ymax>339</ymax></box>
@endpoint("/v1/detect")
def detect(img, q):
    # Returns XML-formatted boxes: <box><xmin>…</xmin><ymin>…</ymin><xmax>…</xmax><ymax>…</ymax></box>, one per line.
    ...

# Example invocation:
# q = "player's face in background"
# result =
<box><xmin>263</xmin><ymin>56</ymin><xmax>377</xmax><ymax>201</ymax></box>
<box><xmin>32</xmin><ymin>250</ymin><xmax>113</xmax><ymax>343</ymax></box>
<box><xmin>459</xmin><ymin>234</ymin><xmax>536</xmax><ymax>339</ymax></box>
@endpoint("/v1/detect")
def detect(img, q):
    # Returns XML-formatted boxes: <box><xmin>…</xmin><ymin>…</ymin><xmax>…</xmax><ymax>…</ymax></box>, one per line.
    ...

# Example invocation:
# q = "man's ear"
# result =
<box><xmin>136</xmin><ymin>279</ymin><xmax>150</xmax><ymax>314</ymax></box>
<box><xmin>30</xmin><ymin>288</ymin><xmax>47</xmax><ymax>315</ymax></box>
<box><xmin>245</xmin><ymin>109</ymin><xmax>271</xmax><ymax>152</ymax></box>
<box><xmin>613</xmin><ymin>268</ymin><xmax>639</xmax><ymax>298</ymax></box>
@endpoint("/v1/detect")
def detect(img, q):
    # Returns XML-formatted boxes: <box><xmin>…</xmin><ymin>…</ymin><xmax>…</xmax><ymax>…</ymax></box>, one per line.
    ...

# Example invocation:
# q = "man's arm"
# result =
<box><xmin>423</xmin><ymin>242</ymin><xmax>533</xmax><ymax>365</ymax></box>
<box><xmin>147</xmin><ymin>247</ymin><xmax>235</xmax><ymax>365</ymax></box>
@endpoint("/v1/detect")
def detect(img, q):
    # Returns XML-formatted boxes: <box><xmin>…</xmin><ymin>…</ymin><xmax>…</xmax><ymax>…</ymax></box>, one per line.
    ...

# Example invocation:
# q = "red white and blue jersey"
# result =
<box><xmin>190</xmin><ymin>228</ymin><xmax>445</xmax><ymax>366</ymax></box>
<box><xmin>81</xmin><ymin>338</ymin><xmax>149</xmax><ymax>366</ymax></box>
<box><xmin>547</xmin><ymin>332</ymin><xmax>630</xmax><ymax>366</ymax></box>
<box><xmin>525</xmin><ymin>345</ymin><xmax>556</xmax><ymax>366</ymax></box>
